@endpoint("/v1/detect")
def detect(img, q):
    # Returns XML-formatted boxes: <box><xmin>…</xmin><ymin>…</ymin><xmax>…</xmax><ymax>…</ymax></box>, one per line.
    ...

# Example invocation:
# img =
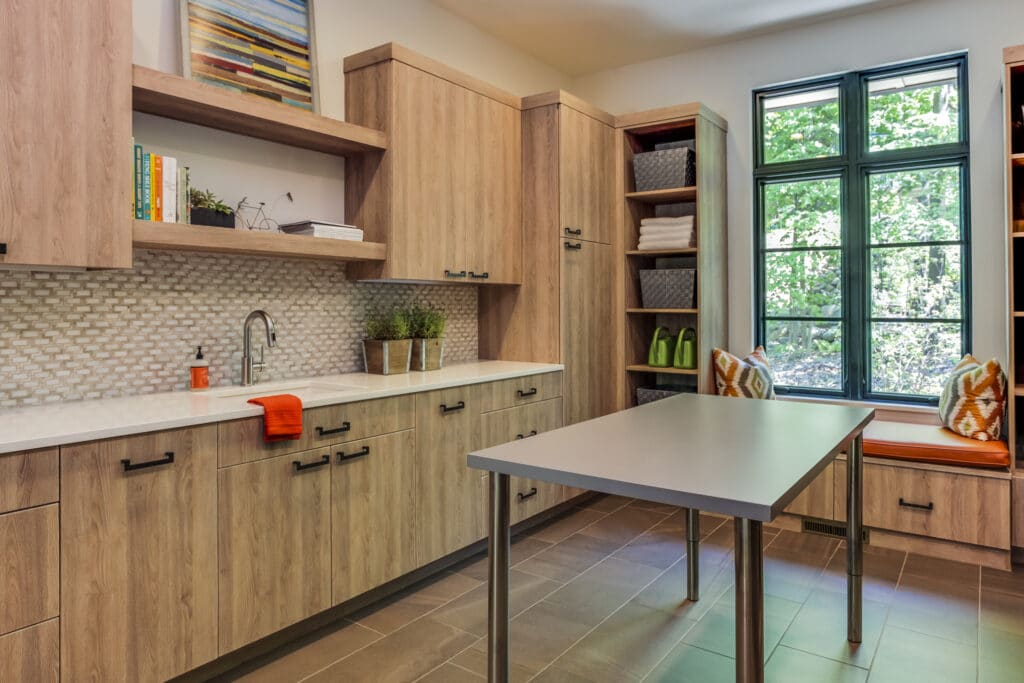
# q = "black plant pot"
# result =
<box><xmin>191</xmin><ymin>208</ymin><xmax>235</xmax><ymax>228</ymax></box>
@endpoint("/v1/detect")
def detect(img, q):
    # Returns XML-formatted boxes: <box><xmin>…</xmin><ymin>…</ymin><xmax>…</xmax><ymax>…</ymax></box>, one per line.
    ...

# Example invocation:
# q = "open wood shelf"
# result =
<box><xmin>132</xmin><ymin>221</ymin><xmax>387</xmax><ymax>262</ymax></box>
<box><xmin>626</xmin><ymin>248</ymin><xmax>698</xmax><ymax>257</ymax></box>
<box><xmin>624</xmin><ymin>186</ymin><xmax>697</xmax><ymax>204</ymax></box>
<box><xmin>1013</xmin><ymin>153</ymin><xmax>1024</xmax><ymax>166</ymax></box>
<box><xmin>626</xmin><ymin>308</ymin><xmax>698</xmax><ymax>315</ymax></box>
<box><xmin>132</xmin><ymin>65</ymin><xmax>387</xmax><ymax>157</ymax></box>
<box><xmin>626</xmin><ymin>364</ymin><xmax>700</xmax><ymax>376</ymax></box>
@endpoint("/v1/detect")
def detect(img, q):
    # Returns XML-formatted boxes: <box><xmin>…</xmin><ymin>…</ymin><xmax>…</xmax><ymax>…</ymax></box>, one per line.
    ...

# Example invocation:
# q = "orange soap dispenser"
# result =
<box><xmin>190</xmin><ymin>346</ymin><xmax>209</xmax><ymax>391</ymax></box>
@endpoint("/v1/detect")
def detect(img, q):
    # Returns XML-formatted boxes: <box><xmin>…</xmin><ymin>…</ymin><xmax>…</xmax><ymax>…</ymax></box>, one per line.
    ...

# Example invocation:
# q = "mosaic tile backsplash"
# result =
<box><xmin>0</xmin><ymin>250</ymin><xmax>478</xmax><ymax>408</ymax></box>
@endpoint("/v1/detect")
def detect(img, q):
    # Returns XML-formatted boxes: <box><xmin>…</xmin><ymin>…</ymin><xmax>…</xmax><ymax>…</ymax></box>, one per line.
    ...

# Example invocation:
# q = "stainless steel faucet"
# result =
<box><xmin>241</xmin><ymin>310</ymin><xmax>277</xmax><ymax>386</ymax></box>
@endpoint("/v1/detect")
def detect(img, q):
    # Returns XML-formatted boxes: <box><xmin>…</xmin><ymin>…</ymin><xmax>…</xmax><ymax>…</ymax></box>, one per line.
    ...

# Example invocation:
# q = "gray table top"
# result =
<box><xmin>468</xmin><ymin>393</ymin><xmax>874</xmax><ymax>521</ymax></box>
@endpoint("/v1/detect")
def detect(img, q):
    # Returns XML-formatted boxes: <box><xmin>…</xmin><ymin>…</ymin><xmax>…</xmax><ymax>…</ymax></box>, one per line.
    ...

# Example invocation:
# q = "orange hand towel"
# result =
<box><xmin>247</xmin><ymin>394</ymin><xmax>303</xmax><ymax>442</ymax></box>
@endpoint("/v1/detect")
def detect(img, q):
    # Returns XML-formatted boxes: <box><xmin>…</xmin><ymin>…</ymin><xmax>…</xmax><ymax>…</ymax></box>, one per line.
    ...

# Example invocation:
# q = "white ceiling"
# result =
<box><xmin>431</xmin><ymin>0</ymin><xmax>917</xmax><ymax>76</ymax></box>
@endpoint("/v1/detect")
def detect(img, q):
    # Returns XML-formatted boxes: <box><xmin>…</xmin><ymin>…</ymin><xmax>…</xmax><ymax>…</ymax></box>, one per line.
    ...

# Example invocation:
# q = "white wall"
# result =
<box><xmin>571</xmin><ymin>0</ymin><xmax>1021</xmax><ymax>367</ymax></box>
<box><xmin>131</xmin><ymin>0</ymin><xmax>570</xmax><ymax>225</ymax></box>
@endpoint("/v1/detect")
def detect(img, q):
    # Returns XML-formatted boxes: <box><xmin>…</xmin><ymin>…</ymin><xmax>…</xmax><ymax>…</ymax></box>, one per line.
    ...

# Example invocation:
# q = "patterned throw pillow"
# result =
<box><xmin>938</xmin><ymin>355</ymin><xmax>1006</xmax><ymax>441</ymax></box>
<box><xmin>712</xmin><ymin>346</ymin><xmax>776</xmax><ymax>399</ymax></box>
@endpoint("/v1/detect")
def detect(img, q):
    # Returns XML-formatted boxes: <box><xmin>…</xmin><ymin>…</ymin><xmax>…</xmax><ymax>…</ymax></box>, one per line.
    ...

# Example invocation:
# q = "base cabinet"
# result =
<box><xmin>61</xmin><ymin>426</ymin><xmax>219</xmax><ymax>682</ymax></box>
<box><xmin>0</xmin><ymin>619</ymin><xmax>59</xmax><ymax>683</ymax></box>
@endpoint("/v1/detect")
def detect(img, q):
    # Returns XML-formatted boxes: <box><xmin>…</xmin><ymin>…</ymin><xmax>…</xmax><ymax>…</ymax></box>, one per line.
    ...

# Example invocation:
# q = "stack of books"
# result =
<box><xmin>279</xmin><ymin>221</ymin><xmax>364</xmax><ymax>241</ymax></box>
<box><xmin>132</xmin><ymin>139</ymin><xmax>190</xmax><ymax>224</ymax></box>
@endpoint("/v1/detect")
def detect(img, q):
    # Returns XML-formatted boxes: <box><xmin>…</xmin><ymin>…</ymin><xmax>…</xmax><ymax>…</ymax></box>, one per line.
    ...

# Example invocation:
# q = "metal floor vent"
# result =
<box><xmin>802</xmin><ymin>518</ymin><xmax>870</xmax><ymax>543</ymax></box>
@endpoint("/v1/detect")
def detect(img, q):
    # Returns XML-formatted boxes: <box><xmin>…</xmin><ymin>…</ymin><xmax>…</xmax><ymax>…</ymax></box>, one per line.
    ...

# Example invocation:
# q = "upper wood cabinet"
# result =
<box><xmin>0</xmin><ymin>0</ymin><xmax>132</xmax><ymax>268</ymax></box>
<box><xmin>559</xmin><ymin>104</ymin><xmax>616</xmax><ymax>245</ymax></box>
<box><xmin>344</xmin><ymin>44</ymin><xmax>522</xmax><ymax>284</ymax></box>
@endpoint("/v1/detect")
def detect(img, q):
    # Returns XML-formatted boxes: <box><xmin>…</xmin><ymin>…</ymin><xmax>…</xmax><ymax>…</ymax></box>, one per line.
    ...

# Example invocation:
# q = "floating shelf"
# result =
<box><xmin>626</xmin><ymin>364</ymin><xmax>700</xmax><ymax>376</ymax></box>
<box><xmin>1014</xmin><ymin>312</ymin><xmax>1024</xmax><ymax>317</ymax></box>
<box><xmin>626</xmin><ymin>248</ymin><xmax>698</xmax><ymax>257</ymax></box>
<box><xmin>624</xmin><ymin>186</ymin><xmax>697</xmax><ymax>204</ymax></box>
<box><xmin>1015</xmin><ymin>386</ymin><xmax>1024</xmax><ymax>397</ymax></box>
<box><xmin>132</xmin><ymin>221</ymin><xmax>387</xmax><ymax>262</ymax></box>
<box><xmin>132</xmin><ymin>65</ymin><xmax>387</xmax><ymax>157</ymax></box>
<box><xmin>1014</xmin><ymin>221</ymin><xmax>1024</xmax><ymax>234</ymax></box>
<box><xmin>1012</xmin><ymin>153</ymin><xmax>1024</xmax><ymax>166</ymax></box>
<box><xmin>626</xmin><ymin>308</ymin><xmax>698</xmax><ymax>315</ymax></box>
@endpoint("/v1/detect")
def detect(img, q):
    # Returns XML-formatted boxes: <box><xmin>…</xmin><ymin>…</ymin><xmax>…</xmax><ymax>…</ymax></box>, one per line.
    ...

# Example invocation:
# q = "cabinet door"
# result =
<box><xmin>559</xmin><ymin>106</ymin><xmax>615</xmax><ymax>245</ymax></box>
<box><xmin>332</xmin><ymin>430</ymin><xmax>417</xmax><ymax>604</ymax></box>
<box><xmin>219</xmin><ymin>447</ymin><xmax>332</xmax><ymax>653</ymax></box>
<box><xmin>0</xmin><ymin>0</ymin><xmax>132</xmax><ymax>268</ymax></box>
<box><xmin>562</xmin><ymin>240</ymin><xmax>615</xmax><ymax>425</ymax></box>
<box><xmin>0</xmin><ymin>619</ymin><xmax>59</xmax><ymax>683</ymax></box>
<box><xmin>61</xmin><ymin>426</ymin><xmax>218</xmax><ymax>682</ymax></box>
<box><xmin>0</xmin><ymin>505</ymin><xmax>58</xmax><ymax>637</ymax></box>
<box><xmin>415</xmin><ymin>385</ymin><xmax>484</xmax><ymax>565</ymax></box>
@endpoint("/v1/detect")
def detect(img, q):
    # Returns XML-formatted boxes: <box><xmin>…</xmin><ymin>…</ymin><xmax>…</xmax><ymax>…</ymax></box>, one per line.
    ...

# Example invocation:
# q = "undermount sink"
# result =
<box><xmin>208</xmin><ymin>381</ymin><xmax>361</xmax><ymax>400</ymax></box>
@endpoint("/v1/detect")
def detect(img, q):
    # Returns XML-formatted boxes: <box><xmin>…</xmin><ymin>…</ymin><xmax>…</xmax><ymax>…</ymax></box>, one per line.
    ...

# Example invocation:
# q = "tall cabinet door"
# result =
<box><xmin>559</xmin><ymin>106</ymin><xmax>615</xmax><ymax>245</ymax></box>
<box><xmin>0</xmin><ymin>0</ymin><xmax>132</xmax><ymax>268</ymax></box>
<box><xmin>562</xmin><ymin>239</ymin><xmax>615</xmax><ymax>425</ymax></box>
<box><xmin>61</xmin><ymin>426</ymin><xmax>219</xmax><ymax>682</ymax></box>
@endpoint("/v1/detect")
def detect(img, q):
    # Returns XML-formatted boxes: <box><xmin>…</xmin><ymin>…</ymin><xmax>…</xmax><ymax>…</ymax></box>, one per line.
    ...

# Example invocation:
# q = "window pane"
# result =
<box><xmin>871</xmin><ymin>245</ymin><xmax>961</xmax><ymax>319</ymax></box>
<box><xmin>764</xmin><ymin>177</ymin><xmax>842</xmax><ymax>248</ymax></box>
<box><xmin>762</xmin><ymin>87</ymin><xmax>840</xmax><ymax>163</ymax></box>
<box><xmin>765</xmin><ymin>320</ymin><xmax>843</xmax><ymax>390</ymax></box>
<box><xmin>869</xmin><ymin>166</ymin><xmax>961</xmax><ymax>244</ymax></box>
<box><xmin>765</xmin><ymin>250</ymin><xmax>842</xmax><ymax>317</ymax></box>
<box><xmin>870</xmin><ymin>322</ymin><xmax>961</xmax><ymax>395</ymax></box>
<box><xmin>868</xmin><ymin>67</ymin><xmax>960</xmax><ymax>151</ymax></box>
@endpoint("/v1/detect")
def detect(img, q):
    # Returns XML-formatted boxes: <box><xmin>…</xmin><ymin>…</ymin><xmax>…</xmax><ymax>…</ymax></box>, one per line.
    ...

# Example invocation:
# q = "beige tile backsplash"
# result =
<box><xmin>0</xmin><ymin>249</ymin><xmax>478</xmax><ymax>408</ymax></box>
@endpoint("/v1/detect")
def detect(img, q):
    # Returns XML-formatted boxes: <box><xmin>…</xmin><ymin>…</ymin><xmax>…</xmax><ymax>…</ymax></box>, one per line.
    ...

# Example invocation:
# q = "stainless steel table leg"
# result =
<box><xmin>847</xmin><ymin>433</ymin><xmax>864</xmax><ymax>644</ymax></box>
<box><xmin>488</xmin><ymin>472</ymin><xmax>510</xmax><ymax>683</ymax></box>
<box><xmin>686</xmin><ymin>508</ymin><xmax>700</xmax><ymax>601</ymax></box>
<box><xmin>734</xmin><ymin>517</ymin><xmax>764</xmax><ymax>683</ymax></box>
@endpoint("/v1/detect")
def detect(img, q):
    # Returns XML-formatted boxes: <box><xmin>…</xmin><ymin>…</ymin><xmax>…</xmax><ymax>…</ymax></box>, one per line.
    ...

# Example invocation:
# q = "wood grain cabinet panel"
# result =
<box><xmin>218</xmin><ymin>447</ymin><xmax>332</xmax><ymax>653</ymax></box>
<box><xmin>0</xmin><ymin>619</ymin><xmax>59</xmax><ymax>683</ymax></box>
<box><xmin>559</xmin><ymin>105</ymin><xmax>615</xmax><ymax>245</ymax></box>
<box><xmin>0</xmin><ymin>448</ymin><xmax>58</xmax><ymax>515</ymax></box>
<box><xmin>477</xmin><ymin>372</ymin><xmax>563</xmax><ymax>413</ymax></box>
<box><xmin>783</xmin><ymin>463</ymin><xmax>835</xmax><ymax>519</ymax></box>
<box><xmin>0</xmin><ymin>505</ymin><xmax>58</xmax><ymax>636</ymax></box>
<box><xmin>1014</xmin><ymin>475</ymin><xmax>1024</xmax><ymax>548</ymax></box>
<box><xmin>332</xmin><ymin>430</ymin><xmax>417</xmax><ymax>604</ymax></box>
<box><xmin>60</xmin><ymin>426</ymin><xmax>218</xmax><ymax>682</ymax></box>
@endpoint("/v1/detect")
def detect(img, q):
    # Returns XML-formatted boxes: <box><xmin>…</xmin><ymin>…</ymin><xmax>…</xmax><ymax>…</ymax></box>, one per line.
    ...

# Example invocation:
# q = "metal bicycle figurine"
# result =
<box><xmin>236</xmin><ymin>191</ymin><xmax>293</xmax><ymax>232</ymax></box>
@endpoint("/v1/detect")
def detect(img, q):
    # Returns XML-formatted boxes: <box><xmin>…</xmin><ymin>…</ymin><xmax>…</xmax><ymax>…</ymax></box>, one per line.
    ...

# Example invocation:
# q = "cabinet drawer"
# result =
<box><xmin>835</xmin><ymin>460</ymin><xmax>1011</xmax><ymax>549</ymax></box>
<box><xmin>219</xmin><ymin>394</ymin><xmax>415</xmax><ymax>467</ymax></box>
<box><xmin>510</xmin><ymin>478</ymin><xmax>565</xmax><ymax>525</ymax></box>
<box><xmin>0</xmin><ymin>619</ymin><xmax>59</xmax><ymax>683</ymax></box>
<box><xmin>480</xmin><ymin>398</ymin><xmax>564</xmax><ymax>451</ymax></box>
<box><xmin>478</xmin><ymin>372</ymin><xmax>563</xmax><ymax>413</ymax></box>
<box><xmin>0</xmin><ymin>448</ymin><xmax>58</xmax><ymax>514</ymax></box>
<box><xmin>0</xmin><ymin>505</ymin><xmax>58</xmax><ymax>636</ymax></box>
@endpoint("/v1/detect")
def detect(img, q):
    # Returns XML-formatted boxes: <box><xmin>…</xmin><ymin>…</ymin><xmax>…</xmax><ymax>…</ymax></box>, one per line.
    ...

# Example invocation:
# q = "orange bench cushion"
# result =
<box><xmin>862</xmin><ymin>421</ymin><xmax>1010</xmax><ymax>469</ymax></box>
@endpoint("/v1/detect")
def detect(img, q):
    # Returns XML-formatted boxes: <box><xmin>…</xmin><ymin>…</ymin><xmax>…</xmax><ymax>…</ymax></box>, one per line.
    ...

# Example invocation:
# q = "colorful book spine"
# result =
<box><xmin>133</xmin><ymin>144</ymin><xmax>144</xmax><ymax>220</ymax></box>
<box><xmin>141</xmin><ymin>153</ymin><xmax>152</xmax><ymax>220</ymax></box>
<box><xmin>151</xmin><ymin>154</ymin><xmax>163</xmax><ymax>222</ymax></box>
<box><xmin>162</xmin><ymin>156</ymin><xmax>177</xmax><ymax>223</ymax></box>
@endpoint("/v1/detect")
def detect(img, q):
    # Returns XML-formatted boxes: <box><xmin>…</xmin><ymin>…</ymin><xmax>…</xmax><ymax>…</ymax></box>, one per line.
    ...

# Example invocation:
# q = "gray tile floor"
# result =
<box><xmin>227</xmin><ymin>495</ymin><xmax>1024</xmax><ymax>682</ymax></box>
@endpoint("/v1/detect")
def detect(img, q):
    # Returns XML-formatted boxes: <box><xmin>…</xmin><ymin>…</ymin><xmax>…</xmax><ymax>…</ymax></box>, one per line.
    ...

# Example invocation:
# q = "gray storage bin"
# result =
<box><xmin>633</xmin><ymin>146</ymin><xmax>696</xmax><ymax>191</ymax></box>
<box><xmin>637</xmin><ymin>384</ymin><xmax>689</xmax><ymax>405</ymax></box>
<box><xmin>639</xmin><ymin>268</ymin><xmax>696</xmax><ymax>309</ymax></box>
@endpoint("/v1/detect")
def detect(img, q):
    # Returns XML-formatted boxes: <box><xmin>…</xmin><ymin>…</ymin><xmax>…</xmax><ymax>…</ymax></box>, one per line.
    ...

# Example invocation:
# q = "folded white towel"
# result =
<box><xmin>637</xmin><ymin>237</ymin><xmax>694</xmax><ymax>250</ymax></box>
<box><xmin>640</xmin><ymin>224</ymin><xmax>693</xmax><ymax>237</ymax></box>
<box><xmin>639</xmin><ymin>234</ymin><xmax>692</xmax><ymax>245</ymax></box>
<box><xmin>641</xmin><ymin>216</ymin><xmax>694</xmax><ymax>226</ymax></box>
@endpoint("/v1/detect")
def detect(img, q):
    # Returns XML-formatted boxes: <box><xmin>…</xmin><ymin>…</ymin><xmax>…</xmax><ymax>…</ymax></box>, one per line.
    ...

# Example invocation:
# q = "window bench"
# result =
<box><xmin>862</xmin><ymin>420</ymin><xmax>1010</xmax><ymax>469</ymax></box>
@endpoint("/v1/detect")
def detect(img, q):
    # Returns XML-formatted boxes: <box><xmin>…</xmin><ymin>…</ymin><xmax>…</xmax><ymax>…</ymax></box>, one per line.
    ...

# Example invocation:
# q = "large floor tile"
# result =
<box><xmin>431</xmin><ymin>569</ymin><xmax>562</xmax><ymax>637</ymax></box>
<box><xmin>817</xmin><ymin>543</ymin><xmax>905</xmax><ymax>604</ymax></box>
<box><xmin>232</xmin><ymin>620</ymin><xmax>381</xmax><ymax>683</ymax></box>
<box><xmin>765</xmin><ymin>645</ymin><xmax>867</xmax><ymax>683</ymax></box>
<box><xmin>868</xmin><ymin>625</ymin><xmax>977</xmax><ymax>683</ymax></box>
<box><xmin>979</xmin><ymin>626</ymin><xmax>1024</xmax><ymax>683</ymax></box>
<box><xmin>545</xmin><ymin>556</ymin><xmax>664</xmax><ymax>626</ymax></box>
<box><xmin>981</xmin><ymin>565</ymin><xmax>1024</xmax><ymax>597</ymax></box>
<box><xmin>887</xmin><ymin>573</ymin><xmax>978</xmax><ymax>645</ymax></box>
<box><xmin>454</xmin><ymin>535</ymin><xmax>552</xmax><ymax>582</ymax></box>
<box><xmin>528</xmin><ymin>508</ymin><xmax>607</xmax><ymax>544</ymax></box>
<box><xmin>633</xmin><ymin>554</ymin><xmax>733</xmax><ymax>621</ymax></box>
<box><xmin>416</xmin><ymin>662</ymin><xmax>483</xmax><ymax>682</ymax></box>
<box><xmin>682</xmin><ymin>591</ymin><xmax>801</xmax><ymax>661</ymax></box>
<box><xmin>901</xmin><ymin>552</ymin><xmax>980</xmax><ymax>587</ymax></box>
<box><xmin>628</xmin><ymin>499</ymin><xmax>681</xmax><ymax>515</ymax></box>
<box><xmin>450</xmin><ymin>644</ymin><xmax>536</xmax><ymax>683</ymax></box>
<box><xmin>781</xmin><ymin>589</ymin><xmax>888</xmax><ymax>668</ymax></box>
<box><xmin>576</xmin><ymin>494</ymin><xmax>633</xmax><ymax>514</ymax></box>
<box><xmin>349</xmin><ymin>571</ymin><xmax>480</xmax><ymax>635</ymax></box>
<box><xmin>614</xmin><ymin>517</ymin><xmax>688</xmax><ymax>570</ymax></box>
<box><xmin>645</xmin><ymin>641</ymin><xmax>735</xmax><ymax>683</ymax></box>
<box><xmin>578</xmin><ymin>505</ymin><xmax>672</xmax><ymax>546</ymax></box>
<box><xmin>515</xmin><ymin>532</ymin><xmax>621</xmax><ymax>583</ymax></box>
<box><xmin>980</xmin><ymin>588</ymin><xmax>1024</xmax><ymax>637</ymax></box>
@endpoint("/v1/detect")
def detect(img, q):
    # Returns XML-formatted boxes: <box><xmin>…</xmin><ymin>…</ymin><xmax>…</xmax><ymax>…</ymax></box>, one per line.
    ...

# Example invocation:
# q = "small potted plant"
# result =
<box><xmin>362</xmin><ymin>306</ymin><xmax>412</xmax><ymax>375</ymax></box>
<box><xmin>409</xmin><ymin>304</ymin><xmax>447</xmax><ymax>371</ymax></box>
<box><xmin>189</xmin><ymin>188</ymin><xmax>235</xmax><ymax>228</ymax></box>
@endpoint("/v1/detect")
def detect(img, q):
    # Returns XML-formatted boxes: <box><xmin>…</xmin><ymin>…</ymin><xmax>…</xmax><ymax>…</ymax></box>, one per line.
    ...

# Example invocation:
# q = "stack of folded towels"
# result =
<box><xmin>637</xmin><ymin>215</ymin><xmax>694</xmax><ymax>250</ymax></box>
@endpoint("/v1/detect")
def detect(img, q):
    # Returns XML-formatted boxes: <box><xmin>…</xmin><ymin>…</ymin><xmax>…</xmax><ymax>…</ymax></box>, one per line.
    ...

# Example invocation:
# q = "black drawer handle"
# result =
<box><xmin>445</xmin><ymin>269</ymin><xmax>467</xmax><ymax>278</ymax></box>
<box><xmin>898</xmin><ymin>497</ymin><xmax>934</xmax><ymax>511</ymax></box>
<box><xmin>517</xmin><ymin>487</ymin><xmax>538</xmax><ymax>501</ymax></box>
<box><xmin>293</xmin><ymin>454</ymin><xmax>330</xmax><ymax>471</ymax></box>
<box><xmin>316</xmin><ymin>422</ymin><xmax>351</xmax><ymax>437</ymax></box>
<box><xmin>469</xmin><ymin>271</ymin><xmax>490</xmax><ymax>280</ymax></box>
<box><xmin>440</xmin><ymin>401</ymin><xmax>466</xmax><ymax>414</ymax></box>
<box><xmin>121</xmin><ymin>452</ymin><xmax>174</xmax><ymax>472</ymax></box>
<box><xmin>564</xmin><ymin>227</ymin><xmax>582</xmax><ymax>236</ymax></box>
<box><xmin>516</xmin><ymin>430</ymin><xmax>538</xmax><ymax>440</ymax></box>
<box><xmin>517</xmin><ymin>388</ymin><xmax>538</xmax><ymax>398</ymax></box>
<box><xmin>337</xmin><ymin>446</ymin><xmax>370</xmax><ymax>462</ymax></box>
<box><xmin>564</xmin><ymin>242</ymin><xmax>583</xmax><ymax>250</ymax></box>
<box><xmin>0</xmin><ymin>243</ymin><xmax>6</xmax><ymax>255</ymax></box>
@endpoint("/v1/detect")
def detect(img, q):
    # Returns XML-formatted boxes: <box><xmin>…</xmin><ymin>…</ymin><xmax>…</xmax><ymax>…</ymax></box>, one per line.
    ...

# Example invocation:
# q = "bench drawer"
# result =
<box><xmin>835</xmin><ymin>460</ymin><xmax>1010</xmax><ymax>549</ymax></box>
<box><xmin>0</xmin><ymin>448</ymin><xmax>58</xmax><ymax>515</ymax></box>
<box><xmin>478</xmin><ymin>372</ymin><xmax>562</xmax><ymax>413</ymax></box>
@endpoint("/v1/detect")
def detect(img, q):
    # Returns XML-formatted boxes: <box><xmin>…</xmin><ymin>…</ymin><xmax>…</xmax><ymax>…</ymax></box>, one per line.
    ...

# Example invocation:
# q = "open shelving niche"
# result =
<box><xmin>618</xmin><ymin>106</ymin><xmax>728</xmax><ymax>407</ymax></box>
<box><xmin>130</xmin><ymin>65</ymin><xmax>388</xmax><ymax>263</ymax></box>
<box><xmin>1006</xmin><ymin>48</ymin><xmax>1024</xmax><ymax>475</ymax></box>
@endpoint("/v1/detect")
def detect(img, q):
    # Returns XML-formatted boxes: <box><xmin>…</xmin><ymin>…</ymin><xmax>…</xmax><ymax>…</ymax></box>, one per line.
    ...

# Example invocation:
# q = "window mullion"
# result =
<box><xmin>844</xmin><ymin>72</ymin><xmax>866</xmax><ymax>401</ymax></box>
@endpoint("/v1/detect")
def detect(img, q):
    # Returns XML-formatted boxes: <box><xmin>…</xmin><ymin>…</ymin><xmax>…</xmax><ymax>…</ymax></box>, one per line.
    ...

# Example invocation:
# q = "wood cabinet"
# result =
<box><xmin>344</xmin><ymin>44</ymin><xmax>522</xmax><ymax>284</ymax></box>
<box><xmin>0</xmin><ymin>619</ymin><xmax>59</xmax><ymax>683</ymax></box>
<box><xmin>0</xmin><ymin>506</ymin><xmax>58</xmax><ymax>636</ymax></box>
<box><xmin>477</xmin><ymin>372</ymin><xmax>563</xmax><ymax>414</ymax></box>
<box><xmin>559</xmin><ymin>103</ymin><xmax>616</xmax><ymax>245</ymax></box>
<box><xmin>0</xmin><ymin>448</ymin><xmax>58</xmax><ymax>515</ymax></box>
<box><xmin>218</xmin><ymin>447</ymin><xmax>332</xmax><ymax>653</ymax></box>
<box><xmin>61</xmin><ymin>426</ymin><xmax>218</xmax><ymax>682</ymax></box>
<box><xmin>332</xmin><ymin>430</ymin><xmax>417</xmax><ymax>604</ymax></box>
<box><xmin>0</xmin><ymin>0</ymin><xmax>132</xmax><ymax>268</ymax></box>
<box><xmin>783</xmin><ymin>463</ymin><xmax>835</xmax><ymax>519</ymax></box>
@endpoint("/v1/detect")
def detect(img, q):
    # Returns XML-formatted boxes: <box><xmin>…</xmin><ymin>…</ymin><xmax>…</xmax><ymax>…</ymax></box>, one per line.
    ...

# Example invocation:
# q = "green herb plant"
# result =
<box><xmin>365</xmin><ymin>306</ymin><xmax>412</xmax><ymax>340</ymax></box>
<box><xmin>189</xmin><ymin>188</ymin><xmax>234</xmax><ymax>215</ymax></box>
<box><xmin>408</xmin><ymin>304</ymin><xmax>447</xmax><ymax>339</ymax></box>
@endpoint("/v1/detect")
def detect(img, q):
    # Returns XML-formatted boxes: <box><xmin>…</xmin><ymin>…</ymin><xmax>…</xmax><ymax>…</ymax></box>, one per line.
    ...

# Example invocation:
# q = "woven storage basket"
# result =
<box><xmin>637</xmin><ymin>385</ymin><xmax>688</xmax><ymax>405</ymax></box>
<box><xmin>632</xmin><ymin>146</ymin><xmax>695</xmax><ymax>191</ymax></box>
<box><xmin>639</xmin><ymin>268</ymin><xmax>696</xmax><ymax>309</ymax></box>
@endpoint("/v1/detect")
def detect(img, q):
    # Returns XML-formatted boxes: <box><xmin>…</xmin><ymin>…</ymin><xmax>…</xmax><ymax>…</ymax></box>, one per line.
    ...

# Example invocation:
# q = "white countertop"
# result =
<box><xmin>0</xmin><ymin>361</ymin><xmax>563</xmax><ymax>455</ymax></box>
<box><xmin>469</xmin><ymin>392</ymin><xmax>873</xmax><ymax>521</ymax></box>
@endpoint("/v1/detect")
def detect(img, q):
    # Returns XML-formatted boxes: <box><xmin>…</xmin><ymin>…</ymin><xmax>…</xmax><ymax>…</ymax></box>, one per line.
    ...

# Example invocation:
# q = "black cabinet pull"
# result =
<box><xmin>516</xmin><ymin>430</ymin><xmax>538</xmax><ymax>440</ymax></box>
<box><xmin>564</xmin><ymin>227</ymin><xmax>583</xmax><ymax>236</ymax></box>
<box><xmin>293</xmin><ymin>454</ymin><xmax>330</xmax><ymax>471</ymax></box>
<box><xmin>0</xmin><ymin>243</ymin><xmax>6</xmax><ymax>255</ymax></box>
<box><xmin>898</xmin><ymin>497</ymin><xmax>934</xmax><ymax>511</ymax></box>
<box><xmin>517</xmin><ymin>388</ymin><xmax>538</xmax><ymax>398</ymax></box>
<box><xmin>440</xmin><ymin>401</ymin><xmax>466</xmax><ymax>414</ymax></box>
<box><xmin>468</xmin><ymin>271</ymin><xmax>490</xmax><ymax>280</ymax></box>
<box><xmin>337</xmin><ymin>446</ymin><xmax>371</xmax><ymax>462</ymax></box>
<box><xmin>445</xmin><ymin>269</ymin><xmax>467</xmax><ymax>278</ymax></box>
<box><xmin>316</xmin><ymin>422</ymin><xmax>351</xmax><ymax>437</ymax></box>
<box><xmin>121</xmin><ymin>452</ymin><xmax>174</xmax><ymax>472</ymax></box>
<box><xmin>564</xmin><ymin>242</ymin><xmax>583</xmax><ymax>250</ymax></box>
<box><xmin>517</xmin><ymin>487</ymin><xmax>538</xmax><ymax>501</ymax></box>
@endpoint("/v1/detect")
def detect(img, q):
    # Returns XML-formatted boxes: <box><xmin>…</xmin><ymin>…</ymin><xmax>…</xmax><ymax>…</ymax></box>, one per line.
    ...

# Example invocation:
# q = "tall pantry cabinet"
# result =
<box><xmin>480</xmin><ymin>92</ymin><xmax>617</xmax><ymax>426</ymax></box>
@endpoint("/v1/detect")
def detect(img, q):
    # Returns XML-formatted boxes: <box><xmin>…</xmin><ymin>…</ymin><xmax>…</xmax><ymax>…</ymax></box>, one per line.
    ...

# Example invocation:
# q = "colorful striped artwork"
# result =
<box><xmin>183</xmin><ymin>0</ymin><xmax>316</xmax><ymax>111</ymax></box>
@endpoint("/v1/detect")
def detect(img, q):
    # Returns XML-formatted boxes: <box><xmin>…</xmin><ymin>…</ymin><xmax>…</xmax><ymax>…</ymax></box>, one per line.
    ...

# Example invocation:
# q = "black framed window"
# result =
<box><xmin>754</xmin><ymin>55</ymin><xmax>970</xmax><ymax>402</ymax></box>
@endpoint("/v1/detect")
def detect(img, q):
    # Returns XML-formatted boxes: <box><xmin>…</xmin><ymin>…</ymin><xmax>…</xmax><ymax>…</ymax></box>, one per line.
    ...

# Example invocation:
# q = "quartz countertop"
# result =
<box><xmin>0</xmin><ymin>361</ymin><xmax>563</xmax><ymax>454</ymax></box>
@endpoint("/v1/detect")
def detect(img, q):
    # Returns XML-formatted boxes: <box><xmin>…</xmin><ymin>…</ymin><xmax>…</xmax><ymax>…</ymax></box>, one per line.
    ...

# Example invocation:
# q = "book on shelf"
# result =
<box><xmin>151</xmin><ymin>154</ymin><xmax>162</xmax><ymax>221</ymax></box>
<box><xmin>131</xmin><ymin>146</ymin><xmax>191</xmax><ymax>224</ymax></box>
<box><xmin>162</xmin><ymin>156</ymin><xmax>177</xmax><ymax>224</ymax></box>
<box><xmin>141</xmin><ymin>153</ymin><xmax>152</xmax><ymax>220</ymax></box>
<box><xmin>279</xmin><ymin>220</ymin><xmax>364</xmax><ymax>241</ymax></box>
<box><xmin>133</xmin><ymin>142</ymin><xmax>144</xmax><ymax>220</ymax></box>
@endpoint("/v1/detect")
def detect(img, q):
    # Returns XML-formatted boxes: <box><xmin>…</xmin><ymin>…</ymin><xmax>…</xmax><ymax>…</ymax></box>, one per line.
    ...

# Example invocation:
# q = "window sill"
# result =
<box><xmin>777</xmin><ymin>394</ymin><xmax>940</xmax><ymax>425</ymax></box>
